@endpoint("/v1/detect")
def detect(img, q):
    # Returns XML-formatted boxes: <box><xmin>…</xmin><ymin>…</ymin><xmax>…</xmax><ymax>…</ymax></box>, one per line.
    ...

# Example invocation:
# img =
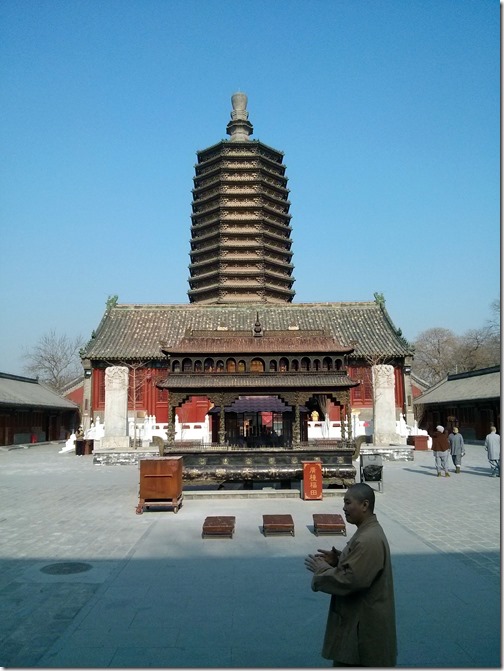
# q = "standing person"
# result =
<box><xmin>448</xmin><ymin>427</ymin><xmax>465</xmax><ymax>474</ymax></box>
<box><xmin>432</xmin><ymin>425</ymin><xmax>451</xmax><ymax>477</ymax></box>
<box><xmin>304</xmin><ymin>483</ymin><xmax>397</xmax><ymax>667</ymax></box>
<box><xmin>484</xmin><ymin>426</ymin><xmax>500</xmax><ymax>477</ymax></box>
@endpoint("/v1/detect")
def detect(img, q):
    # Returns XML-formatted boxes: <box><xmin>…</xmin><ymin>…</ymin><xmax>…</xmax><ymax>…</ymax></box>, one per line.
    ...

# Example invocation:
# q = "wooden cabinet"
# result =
<box><xmin>136</xmin><ymin>457</ymin><xmax>183</xmax><ymax>514</ymax></box>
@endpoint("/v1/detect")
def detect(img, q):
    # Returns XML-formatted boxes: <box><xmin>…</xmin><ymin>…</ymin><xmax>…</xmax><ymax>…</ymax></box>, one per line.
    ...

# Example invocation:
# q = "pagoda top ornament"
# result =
<box><xmin>226</xmin><ymin>91</ymin><xmax>254</xmax><ymax>142</ymax></box>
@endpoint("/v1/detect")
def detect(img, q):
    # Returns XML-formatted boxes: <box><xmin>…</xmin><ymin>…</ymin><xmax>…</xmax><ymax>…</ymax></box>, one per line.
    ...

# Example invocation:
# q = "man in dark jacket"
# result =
<box><xmin>304</xmin><ymin>483</ymin><xmax>397</xmax><ymax>667</ymax></box>
<box><xmin>432</xmin><ymin>425</ymin><xmax>451</xmax><ymax>477</ymax></box>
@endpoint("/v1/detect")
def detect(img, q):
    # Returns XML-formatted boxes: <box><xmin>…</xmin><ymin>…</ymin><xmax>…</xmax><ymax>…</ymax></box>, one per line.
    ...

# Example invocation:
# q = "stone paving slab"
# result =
<box><xmin>0</xmin><ymin>442</ymin><xmax>500</xmax><ymax>668</ymax></box>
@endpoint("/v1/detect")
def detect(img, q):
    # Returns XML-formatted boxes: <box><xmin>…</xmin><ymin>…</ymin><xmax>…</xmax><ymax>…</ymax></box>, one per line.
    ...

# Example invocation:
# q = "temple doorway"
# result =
<box><xmin>208</xmin><ymin>396</ymin><xmax>309</xmax><ymax>447</ymax></box>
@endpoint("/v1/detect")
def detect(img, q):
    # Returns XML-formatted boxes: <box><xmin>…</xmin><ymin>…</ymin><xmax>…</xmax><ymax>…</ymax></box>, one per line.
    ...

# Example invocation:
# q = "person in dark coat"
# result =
<box><xmin>432</xmin><ymin>425</ymin><xmax>451</xmax><ymax>477</ymax></box>
<box><xmin>304</xmin><ymin>483</ymin><xmax>397</xmax><ymax>667</ymax></box>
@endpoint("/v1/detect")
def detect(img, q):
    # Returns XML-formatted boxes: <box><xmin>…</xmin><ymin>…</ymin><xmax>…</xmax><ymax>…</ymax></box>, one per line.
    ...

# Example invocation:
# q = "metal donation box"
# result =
<box><xmin>302</xmin><ymin>461</ymin><xmax>323</xmax><ymax>500</ymax></box>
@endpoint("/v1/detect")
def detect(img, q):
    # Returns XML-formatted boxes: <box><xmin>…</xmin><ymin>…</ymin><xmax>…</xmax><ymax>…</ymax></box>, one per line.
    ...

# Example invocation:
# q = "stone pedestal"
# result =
<box><xmin>99</xmin><ymin>436</ymin><xmax>130</xmax><ymax>449</ymax></box>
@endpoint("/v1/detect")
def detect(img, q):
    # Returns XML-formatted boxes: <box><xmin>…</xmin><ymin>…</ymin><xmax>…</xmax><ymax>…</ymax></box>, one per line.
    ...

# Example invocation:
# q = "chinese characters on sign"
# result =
<box><xmin>302</xmin><ymin>461</ymin><xmax>323</xmax><ymax>500</ymax></box>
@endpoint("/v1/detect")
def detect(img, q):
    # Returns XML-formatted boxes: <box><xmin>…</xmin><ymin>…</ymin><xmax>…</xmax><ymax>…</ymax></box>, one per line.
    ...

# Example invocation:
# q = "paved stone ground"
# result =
<box><xmin>0</xmin><ymin>442</ymin><xmax>500</xmax><ymax>668</ymax></box>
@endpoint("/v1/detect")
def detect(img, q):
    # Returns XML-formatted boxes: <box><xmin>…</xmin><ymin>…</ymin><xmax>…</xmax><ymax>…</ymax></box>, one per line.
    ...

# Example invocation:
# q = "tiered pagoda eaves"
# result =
<box><xmin>188</xmin><ymin>92</ymin><xmax>295</xmax><ymax>304</ymax></box>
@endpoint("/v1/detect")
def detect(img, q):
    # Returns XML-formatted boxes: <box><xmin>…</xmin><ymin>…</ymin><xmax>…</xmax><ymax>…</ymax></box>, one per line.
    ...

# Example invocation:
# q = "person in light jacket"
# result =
<box><xmin>448</xmin><ymin>427</ymin><xmax>465</xmax><ymax>474</ymax></box>
<box><xmin>304</xmin><ymin>483</ymin><xmax>397</xmax><ymax>667</ymax></box>
<box><xmin>484</xmin><ymin>426</ymin><xmax>500</xmax><ymax>477</ymax></box>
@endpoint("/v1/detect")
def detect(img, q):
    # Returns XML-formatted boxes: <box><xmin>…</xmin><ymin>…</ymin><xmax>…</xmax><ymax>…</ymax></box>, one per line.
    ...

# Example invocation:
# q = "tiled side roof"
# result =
<box><xmin>0</xmin><ymin>374</ymin><xmax>79</xmax><ymax>409</ymax></box>
<box><xmin>413</xmin><ymin>368</ymin><xmax>500</xmax><ymax>404</ymax></box>
<box><xmin>411</xmin><ymin>372</ymin><xmax>430</xmax><ymax>391</ymax></box>
<box><xmin>82</xmin><ymin>302</ymin><xmax>412</xmax><ymax>361</ymax></box>
<box><xmin>60</xmin><ymin>375</ymin><xmax>84</xmax><ymax>394</ymax></box>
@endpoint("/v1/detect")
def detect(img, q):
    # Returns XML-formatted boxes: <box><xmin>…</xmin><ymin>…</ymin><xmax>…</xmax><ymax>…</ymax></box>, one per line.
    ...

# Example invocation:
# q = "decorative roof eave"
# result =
<box><xmin>373</xmin><ymin>292</ymin><xmax>412</xmax><ymax>351</ymax></box>
<box><xmin>187</xmin><ymin>291</ymin><xmax>296</xmax><ymax>303</ymax></box>
<box><xmin>160</xmin><ymin>334</ymin><xmax>354</xmax><ymax>356</ymax></box>
<box><xmin>196</xmin><ymin>139</ymin><xmax>285</xmax><ymax>160</ymax></box>
<box><xmin>188</xmin><ymin>259</ymin><xmax>296</xmax><ymax>271</ymax></box>
<box><xmin>192</xmin><ymin>175</ymin><xmax>290</xmax><ymax>195</ymax></box>
<box><xmin>190</xmin><ymin>206</ymin><xmax>292</xmax><ymax>221</ymax></box>
<box><xmin>157</xmin><ymin>372</ymin><xmax>360</xmax><ymax>390</ymax></box>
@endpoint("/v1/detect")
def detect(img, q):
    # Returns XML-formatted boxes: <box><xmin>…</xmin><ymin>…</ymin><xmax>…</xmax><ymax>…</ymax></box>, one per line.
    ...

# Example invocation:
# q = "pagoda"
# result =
<box><xmin>188</xmin><ymin>92</ymin><xmax>295</xmax><ymax>304</ymax></box>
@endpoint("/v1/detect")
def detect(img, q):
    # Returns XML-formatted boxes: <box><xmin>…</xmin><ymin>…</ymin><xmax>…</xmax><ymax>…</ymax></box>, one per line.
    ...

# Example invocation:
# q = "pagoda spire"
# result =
<box><xmin>226</xmin><ymin>91</ymin><xmax>253</xmax><ymax>142</ymax></box>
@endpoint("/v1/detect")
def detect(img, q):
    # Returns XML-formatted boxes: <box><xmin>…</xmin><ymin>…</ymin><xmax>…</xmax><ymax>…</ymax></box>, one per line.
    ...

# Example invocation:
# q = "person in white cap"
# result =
<box><xmin>431</xmin><ymin>425</ymin><xmax>450</xmax><ymax>477</ymax></box>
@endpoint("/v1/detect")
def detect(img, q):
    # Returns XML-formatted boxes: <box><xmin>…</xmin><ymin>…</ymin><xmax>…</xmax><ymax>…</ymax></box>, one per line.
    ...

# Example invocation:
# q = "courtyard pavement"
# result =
<box><xmin>0</xmin><ymin>442</ymin><xmax>500</xmax><ymax>668</ymax></box>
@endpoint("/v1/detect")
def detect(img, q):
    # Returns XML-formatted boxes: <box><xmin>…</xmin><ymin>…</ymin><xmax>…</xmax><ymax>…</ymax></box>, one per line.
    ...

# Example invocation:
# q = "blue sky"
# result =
<box><xmin>0</xmin><ymin>0</ymin><xmax>499</xmax><ymax>376</ymax></box>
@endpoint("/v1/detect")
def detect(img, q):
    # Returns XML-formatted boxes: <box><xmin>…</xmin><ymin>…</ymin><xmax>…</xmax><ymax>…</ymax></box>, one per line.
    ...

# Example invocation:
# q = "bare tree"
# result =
<box><xmin>23</xmin><ymin>330</ymin><xmax>85</xmax><ymax>394</ymax></box>
<box><xmin>413</xmin><ymin>300</ymin><xmax>501</xmax><ymax>386</ymax></box>
<box><xmin>412</xmin><ymin>327</ymin><xmax>459</xmax><ymax>386</ymax></box>
<box><xmin>126</xmin><ymin>361</ymin><xmax>148</xmax><ymax>448</ymax></box>
<box><xmin>487</xmin><ymin>298</ymin><xmax>500</xmax><ymax>337</ymax></box>
<box><xmin>482</xmin><ymin>298</ymin><xmax>501</xmax><ymax>361</ymax></box>
<box><xmin>456</xmin><ymin>327</ymin><xmax>500</xmax><ymax>372</ymax></box>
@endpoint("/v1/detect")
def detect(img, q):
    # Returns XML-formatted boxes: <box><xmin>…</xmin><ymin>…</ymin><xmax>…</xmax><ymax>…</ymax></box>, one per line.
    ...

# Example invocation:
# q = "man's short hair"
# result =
<box><xmin>347</xmin><ymin>483</ymin><xmax>375</xmax><ymax>512</ymax></box>
<box><xmin>490</xmin><ymin>426</ymin><xmax>496</xmax><ymax>431</ymax></box>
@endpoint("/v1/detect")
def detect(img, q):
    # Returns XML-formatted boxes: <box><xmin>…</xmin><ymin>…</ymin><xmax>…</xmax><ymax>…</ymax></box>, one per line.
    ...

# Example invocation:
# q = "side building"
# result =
<box><xmin>414</xmin><ymin>366</ymin><xmax>500</xmax><ymax>440</ymax></box>
<box><xmin>0</xmin><ymin>372</ymin><xmax>79</xmax><ymax>446</ymax></box>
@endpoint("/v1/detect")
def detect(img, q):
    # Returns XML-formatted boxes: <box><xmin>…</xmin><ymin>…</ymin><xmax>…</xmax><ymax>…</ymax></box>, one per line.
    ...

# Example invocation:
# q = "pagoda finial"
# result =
<box><xmin>226</xmin><ymin>92</ymin><xmax>253</xmax><ymax>141</ymax></box>
<box><xmin>253</xmin><ymin>312</ymin><xmax>264</xmax><ymax>337</ymax></box>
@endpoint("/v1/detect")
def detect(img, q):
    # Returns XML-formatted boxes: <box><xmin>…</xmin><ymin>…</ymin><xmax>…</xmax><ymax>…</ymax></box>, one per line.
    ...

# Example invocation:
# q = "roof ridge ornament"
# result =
<box><xmin>226</xmin><ymin>92</ymin><xmax>253</xmax><ymax>142</ymax></box>
<box><xmin>373</xmin><ymin>292</ymin><xmax>385</xmax><ymax>307</ymax></box>
<box><xmin>253</xmin><ymin>311</ymin><xmax>264</xmax><ymax>337</ymax></box>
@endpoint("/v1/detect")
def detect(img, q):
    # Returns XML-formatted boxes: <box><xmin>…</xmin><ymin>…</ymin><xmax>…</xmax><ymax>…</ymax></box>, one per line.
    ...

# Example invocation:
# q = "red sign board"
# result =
<box><xmin>302</xmin><ymin>461</ymin><xmax>323</xmax><ymax>500</ymax></box>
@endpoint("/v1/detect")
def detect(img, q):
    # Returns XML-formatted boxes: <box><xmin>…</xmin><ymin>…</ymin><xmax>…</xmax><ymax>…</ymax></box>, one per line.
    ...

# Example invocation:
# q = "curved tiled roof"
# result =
<box><xmin>414</xmin><ymin>367</ymin><xmax>500</xmax><ymax>404</ymax></box>
<box><xmin>82</xmin><ymin>301</ymin><xmax>412</xmax><ymax>362</ymax></box>
<box><xmin>158</xmin><ymin>372</ymin><xmax>359</xmax><ymax>390</ymax></box>
<box><xmin>0</xmin><ymin>373</ymin><xmax>78</xmax><ymax>410</ymax></box>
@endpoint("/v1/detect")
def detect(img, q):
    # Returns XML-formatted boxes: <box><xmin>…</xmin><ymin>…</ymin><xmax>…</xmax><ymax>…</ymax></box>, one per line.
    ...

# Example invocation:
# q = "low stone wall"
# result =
<box><xmin>360</xmin><ymin>445</ymin><xmax>414</xmax><ymax>462</ymax></box>
<box><xmin>93</xmin><ymin>448</ymin><xmax>157</xmax><ymax>466</ymax></box>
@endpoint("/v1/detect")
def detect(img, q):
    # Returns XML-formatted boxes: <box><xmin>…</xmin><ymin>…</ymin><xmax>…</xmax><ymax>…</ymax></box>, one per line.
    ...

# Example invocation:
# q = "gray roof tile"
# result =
<box><xmin>83</xmin><ymin>302</ymin><xmax>412</xmax><ymax>361</ymax></box>
<box><xmin>0</xmin><ymin>374</ymin><xmax>79</xmax><ymax>410</ymax></box>
<box><xmin>413</xmin><ymin>367</ymin><xmax>500</xmax><ymax>404</ymax></box>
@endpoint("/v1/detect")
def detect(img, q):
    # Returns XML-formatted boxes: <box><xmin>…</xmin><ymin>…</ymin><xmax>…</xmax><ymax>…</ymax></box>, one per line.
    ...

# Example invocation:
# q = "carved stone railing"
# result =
<box><xmin>163</xmin><ymin>439</ymin><xmax>355</xmax><ymax>453</ymax></box>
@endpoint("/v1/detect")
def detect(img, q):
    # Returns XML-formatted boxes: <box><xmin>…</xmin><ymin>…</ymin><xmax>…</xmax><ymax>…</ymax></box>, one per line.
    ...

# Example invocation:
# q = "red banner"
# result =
<box><xmin>302</xmin><ymin>461</ymin><xmax>323</xmax><ymax>500</ymax></box>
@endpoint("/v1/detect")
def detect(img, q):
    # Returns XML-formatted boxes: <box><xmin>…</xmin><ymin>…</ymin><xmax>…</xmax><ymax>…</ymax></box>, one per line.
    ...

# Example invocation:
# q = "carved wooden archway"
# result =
<box><xmin>167</xmin><ymin>388</ymin><xmax>353</xmax><ymax>447</ymax></box>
